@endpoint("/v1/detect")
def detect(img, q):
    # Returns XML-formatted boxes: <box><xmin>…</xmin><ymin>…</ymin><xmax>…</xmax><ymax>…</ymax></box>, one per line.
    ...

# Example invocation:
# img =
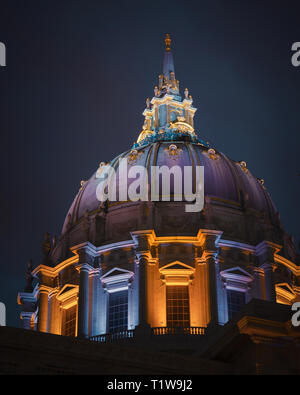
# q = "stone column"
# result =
<box><xmin>199</xmin><ymin>230</ymin><xmax>223</xmax><ymax>327</ymax></box>
<box><xmin>215</xmin><ymin>259</ymin><xmax>228</xmax><ymax>326</ymax></box>
<box><xmin>262</xmin><ymin>263</ymin><xmax>276</xmax><ymax>302</ymax></box>
<box><xmin>17</xmin><ymin>291</ymin><xmax>38</xmax><ymax>330</ymax></box>
<box><xmin>193</xmin><ymin>257</ymin><xmax>207</xmax><ymax>327</ymax></box>
<box><xmin>203</xmin><ymin>251</ymin><xmax>218</xmax><ymax>326</ymax></box>
<box><xmin>48</xmin><ymin>290</ymin><xmax>60</xmax><ymax>335</ymax></box>
<box><xmin>255</xmin><ymin>241</ymin><xmax>280</xmax><ymax>303</ymax></box>
<box><xmin>90</xmin><ymin>266</ymin><xmax>101</xmax><ymax>337</ymax></box>
<box><xmin>20</xmin><ymin>312</ymin><xmax>33</xmax><ymax>330</ymax></box>
<box><xmin>135</xmin><ymin>253</ymin><xmax>149</xmax><ymax>327</ymax></box>
<box><xmin>77</xmin><ymin>263</ymin><xmax>92</xmax><ymax>338</ymax></box>
<box><xmin>38</xmin><ymin>286</ymin><xmax>50</xmax><ymax>332</ymax></box>
<box><xmin>131</xmin><ymin>231</ymin><xmax>155</xmax><ymax>337</ymax></box>
<box><xmin>253</xmin><ymin>267</ymin><xmax>265</xmax><ymax>299</ymax></box>
<box><xmin>133</xmin><ymin>258</ymin><xmax>140</xmax><ymax>327</ymax></box>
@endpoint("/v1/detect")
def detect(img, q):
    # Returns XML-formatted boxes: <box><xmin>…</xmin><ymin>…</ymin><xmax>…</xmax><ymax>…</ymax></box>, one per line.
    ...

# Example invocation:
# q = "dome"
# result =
<box><xmin>55</xmin><ymin>33</ymin><xmax>284</xmax><ymax>263</ymax></box>
<box><xmin>61</xmin><ymin>140</ymin><xmax>281</xmax><ymax>247</ymax></box>
<box><xmin>18</xmin><ymin>35</ymin><xmax>299</xmax><ymax>349</ymax></box>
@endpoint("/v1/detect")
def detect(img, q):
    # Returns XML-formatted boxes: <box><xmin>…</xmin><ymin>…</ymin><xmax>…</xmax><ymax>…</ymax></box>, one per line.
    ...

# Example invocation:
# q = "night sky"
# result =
<box><xmin>0</xmin><ymin>0</ymin><xmax>299</xmax><ymax>327</ymax></box>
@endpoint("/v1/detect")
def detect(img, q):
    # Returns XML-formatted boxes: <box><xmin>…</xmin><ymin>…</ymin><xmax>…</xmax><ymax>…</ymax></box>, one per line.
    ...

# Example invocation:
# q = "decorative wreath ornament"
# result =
<box><xmin>164</xmin><ymin>144</ymin><xmax>183</xmax><ymax>161</ymax></box>
<box><xmin>239</xmin><ymin>161</ymin><xmax>249</xmax><ymax>173</ymax></box>
<box><xmin>128</xmin><ymin>149</ymin><xmax>143</xmax><ymax>165</ymax></box>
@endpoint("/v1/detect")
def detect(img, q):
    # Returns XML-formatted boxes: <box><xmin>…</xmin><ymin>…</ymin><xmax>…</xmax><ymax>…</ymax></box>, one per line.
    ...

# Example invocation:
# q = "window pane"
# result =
<box><xmin>108</xmin><ymin>290</ymin><xmax>128</xmax><ymax>333</ymax></box>
<box><xmin>63</xmin><ymin>305</ymin><xmax>77</xmax><ymax>337</ymax></box>
<box><xmin>227</xmin><ymin>289</ymin><xmax>245</xmax><ymax>319</ymax></box>
<box><xmin>166</xmin><ymin>286</ymin><xmax>190</xmax><ymax>328</ymax></box>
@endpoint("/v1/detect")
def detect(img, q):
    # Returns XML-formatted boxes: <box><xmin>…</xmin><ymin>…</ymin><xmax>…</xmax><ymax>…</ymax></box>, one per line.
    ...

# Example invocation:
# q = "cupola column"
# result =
<box><xmin>253</xmin><ymin>267</ymin><xmax>265</xmax><ymax>299</ymax></box>
<box><xmin>199</xmin><ymin>230</ymin><xmax>223</xmax><ymax>327</ymax></box>
<box><xmin>73</xmin><ymin>242</ymin><xmax>98</xmax><ymax>338</ymax></box>
<box><xmin>261</xmin><ymin>263</ymin><xmax>276</xmax><ymax>302</ymax></box>
<box><xmin>77</xmin><ymin>263</ymin><xmax>92</xmax><ymax>338</ymax></box>
<box><xmin>135</xmin><ymin>253</ymin><xmax>149</xmax><ymax>327</ymax></box>
<box><xmin>255</xmin><ymin>241</ymin><xmax>281</xmax><ymax>303</ymax></box>
<box><xmin>203</xmin><ymin>251</ymin><xmax>219</xmax><ymax>326</ymax></box>
<box><xmin>48</xmin><ymin>289</ymin><xmax>60</xmax><ymax>335</ymax></box>
<box><xmin>90</xmin><ymin>263</ymin><xmax>102</xmax><ymax>337</ymax></box>
<box><xmin>37</xmin><ymin>286</ymin><xmax>50</xmax><ymax>332</ymax></box>
<box><xmin>17</xmin><ymin>288</ymin><xmax>38</xmax><ymax>331</ymax></box>
<box><xmin>194</xmin><ymin>256</ymin><xmax>209</xmax><ymax>327</ymax></box>
<box><xmin>20</xmin><ymin>312</ymin><xmax>34</xmax><ymax>330</ymax></box>
<box><xmin>131</xmin><ymin>230</ymin><xmax>153</xmax><ymax>335</ymax></box>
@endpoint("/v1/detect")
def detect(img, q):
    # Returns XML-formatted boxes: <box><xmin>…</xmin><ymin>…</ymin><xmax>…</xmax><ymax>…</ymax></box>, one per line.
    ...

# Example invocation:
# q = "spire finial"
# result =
<box><xmin>165</xmin><ymin>34</ymin><xmax>171</xmax><ymax>52</ymax></box>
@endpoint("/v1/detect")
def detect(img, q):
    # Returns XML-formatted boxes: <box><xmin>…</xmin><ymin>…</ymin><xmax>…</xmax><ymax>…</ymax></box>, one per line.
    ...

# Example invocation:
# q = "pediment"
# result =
<box><xmin>160</xmin><ymin>261</ymin><xmax>193</xmax><ymax>272</ymax></box>
<box><xmin>101</xmin><ymin>267</ymin><xmax>133</xmax><ymax>280</ymax></box>
<box><xmin>57</xmin><ymin>284</ymin><xmax>78</xmax><ymax>299</ymax></box>
<box><xmin>220</xmin><ymin>266</ymin><xmax>253</xmax><ymax>281</ymax></box>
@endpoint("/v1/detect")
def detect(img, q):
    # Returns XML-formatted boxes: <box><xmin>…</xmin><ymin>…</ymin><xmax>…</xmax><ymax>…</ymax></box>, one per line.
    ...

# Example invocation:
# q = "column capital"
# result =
<box><xmin>202</xmin><ymin>250</ymin><xmax>218</xmax><ymax>260</ymax></box>
<box><xmin>20</xmin><ymin>311</ymin><xmax>34</xmax><ymax>330</ymax></box>
<box><xmin>71</xmin><ymin>241</ymin><xmax>98</xmax><ymax>269</ymax></box>
<box><xmin>17</xmin><ymin>290</ymin><xmax>37</xmax><ymax>305</ymax></box>
<box><xmin>197</xmin><ymin>229</ymin><xmax>222</xmax><ymax>255</ymax></box>
<box><xmin>135</xmin><ymin>252</ymin><xmax>151</xmax><ymax>263</ymax></box>
<box><xmin>253</xmin><ymin>266</ymin><xmax>264</xmax><ymax>275</ymax></box>
<box><xmin>70</xmin><ymin>241</ymin><xmax>98</xmax><ymax>257</ymax></box>
<box><xmin>197</xmin><ymin>229</ymin><xmax>223</xmax><ymax>246</ymax></box>
<box><xmin>38</xmin><ymin>285</ymin><xmax>52</xmax><ymax>295</ymax></box>
<box><xmin>75</xmin><ymin>263</ymin><xmax>93</xmax><ymax>273</ymax></box>
<box><xmin>90</xmin><ymin>267</ymin><xmax>101</xmax><ymax>276</ymax></box>
<box><xmin>48</xmin><ymin>288</ymin><xmax>59</xmax><ymax>298</ymax></box>
<box><xmin>260</xmin><ymin>262</ymin><xmax>275</xmax><ymax>272</ymax></box>
<box><xmin>255</xmin><ymin>240</ymin><xmax>281</xmax><ymax>257</ymax></box>
<box><xmin>131</xmin><ymin>230</ymin><xmax>156</xmax><ymax>255</ymax></box>
<box><xmin>195</xmin><ymin>257</ymin><xmax>206</xmax><ymax>266</ymax></box>
<box><xmin>20</xmin><ymin>311</ymin><xmax>34</xmax><ymax>320</ymax></box>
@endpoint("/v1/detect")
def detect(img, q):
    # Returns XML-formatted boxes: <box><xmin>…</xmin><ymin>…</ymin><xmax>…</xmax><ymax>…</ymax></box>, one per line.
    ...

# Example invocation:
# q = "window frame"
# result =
<box><xmin>108</xmin><ymin>289</ymin><xmax>129</xmax><ymax>333</ymax></box>
<box><xmin>101</xmin><ymin>268</ymin><xmax>134</xmax><ymax>334</ymax></box>
<box><xmin>166</xmin><ymin>285</ymin><xmax>190</xmax><ymax>328</ymax></box>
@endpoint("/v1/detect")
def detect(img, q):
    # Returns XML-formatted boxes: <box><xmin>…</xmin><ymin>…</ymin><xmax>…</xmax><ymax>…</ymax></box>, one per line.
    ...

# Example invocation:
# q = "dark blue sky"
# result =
<box><xmin>0</xmin><ymin>0</ymin><xmax>299</xmax><ymax>327</ymax></box>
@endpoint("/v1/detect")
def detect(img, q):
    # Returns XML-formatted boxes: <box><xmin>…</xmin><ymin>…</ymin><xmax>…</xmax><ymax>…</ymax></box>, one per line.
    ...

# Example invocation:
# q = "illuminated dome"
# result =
<box><xmin>59</xmin><ymin>33</ymin><xmax>282</xmax><ymax>255</ymax></box>
<box><xmin>18</xmin><ymin>35</ymin><xmax>299</xmax><ymax>346</ymax></box>
<box><xmin>61</xmin><ymin>141</ymin><xmax>281</xmax><ymax>247</ymax></box>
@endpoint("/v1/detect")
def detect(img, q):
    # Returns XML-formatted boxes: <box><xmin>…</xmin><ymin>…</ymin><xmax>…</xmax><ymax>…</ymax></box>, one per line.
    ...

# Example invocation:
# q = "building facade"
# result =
<box><xmin>18</xmin><ymin>35</ymin><xmax>300</xmax><ymax>347</ymax></box>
